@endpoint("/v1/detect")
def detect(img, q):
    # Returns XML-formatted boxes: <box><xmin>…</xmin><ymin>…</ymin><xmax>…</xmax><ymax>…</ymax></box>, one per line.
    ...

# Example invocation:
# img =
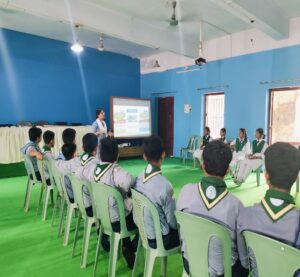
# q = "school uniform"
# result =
<box><xmin>177</xmin><ymin>176</ymin><xmax>246</xmax><ymax>277</ymax></box>
<box><xmin>218</xmin><ymin>136</ymin><xmax>227</xmax><ymax>144</ymax></box>
<box><xmin>55</xmin><ymin>156</ymin><xmax>81</xmax><ymax>202</ymax></box>
<box><xmin>133</xmin><ymin>164</ymin><xmax>180</xmax><ymax>249</ymax></box>
<box><xmin>194</xmin><ymin>135</ymin><xmax>213</xmax><ymax>162</ymax></box>
<box><xmin>237</xmin><ymin>189</ymin><xmax>300</xmax><ymax>277</ymax></box>
<box><xmin>230</xmin><ymin>138</ymin><xmax>251</xmax><ymax>174</ymax></box>
<box><xmin>235</xmin><ymin>139</ymin><xmax>268</xmax><ymax>184</ymax></box>
<box><xmin>20</xmin><ymin>141</ymin><xmax>42</xmax><ymax>181</ymax></box>
<box><xmin>74</xmin><ymin>153</ymin><xmax>98</xmax><ymax>213</ymax></box>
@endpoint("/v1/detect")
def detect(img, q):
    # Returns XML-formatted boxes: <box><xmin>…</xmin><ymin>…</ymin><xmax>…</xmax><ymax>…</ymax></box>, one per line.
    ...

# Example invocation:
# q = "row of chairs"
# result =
<box><xmin>180</xmin><ymin>135</ymin><xmax>202</xmax><ymax>165</ymax></box>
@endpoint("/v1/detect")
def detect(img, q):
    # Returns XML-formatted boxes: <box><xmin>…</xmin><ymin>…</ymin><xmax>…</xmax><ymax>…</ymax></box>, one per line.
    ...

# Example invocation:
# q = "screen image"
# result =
<box><xmin>111</xmin><ymin>97</ymin><xmax>152</xmax><ymax>138</ymax></box>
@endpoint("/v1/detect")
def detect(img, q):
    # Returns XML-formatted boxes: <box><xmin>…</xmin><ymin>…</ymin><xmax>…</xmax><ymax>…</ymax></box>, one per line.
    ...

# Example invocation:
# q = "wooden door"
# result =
<box><xmin>157</xmin><ymin>97</ymin><xmax>174</xmax><ymax>156</ymax></box>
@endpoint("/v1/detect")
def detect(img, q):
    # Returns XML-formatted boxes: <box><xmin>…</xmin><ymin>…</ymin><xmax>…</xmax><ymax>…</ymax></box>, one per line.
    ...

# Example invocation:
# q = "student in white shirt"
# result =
<box><xmin>218</xmin><ymin>128</ymin><xmax>227</xmax><ymax>144</ymax></box>
<box><xmin>230</xmin><ymin>128</ymin><xmax>251</xmax><ymax>177</ymax></box>
<box><xmin>235</xmin><ymin>128</ymin><xmax>268</xmax><ymax>185</ymax></box>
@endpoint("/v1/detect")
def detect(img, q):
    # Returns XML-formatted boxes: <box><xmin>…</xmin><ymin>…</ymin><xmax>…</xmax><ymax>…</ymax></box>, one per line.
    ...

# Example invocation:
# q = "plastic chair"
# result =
<box><xmin>243</xmin><ymin>231</ymin><xmax>300</xmax><ymax>277</ymax></box>
<box><xmin>175</xmin><ymin>211</ymin><xmax>232</xmax><ymax>277</ymax></box>
<box><xmin>181</xmin><ymin>136</ymin><xmax>196</xmax><ymax>164</ymax></box>
<box><xmin>49</xmin><ymin>159</ymin><xmax>68</xmax><ymax>237</ymax></box>
<box><xmin>70</xmin><ymin>174</ymin><xmax>95</xmax><ymax>268</ymax></box>
<box><xmin>37</xmin><ymin>159</ymin><xmax>54</xmax><ymax>220</ymax></box>
<box><xmin>296</xmin><ymin>176</ymin><xmax>299</xmax><ymax>193</ymax></box>
<box><xmin>255</xmin><ymin>165</ymin><xmax>264</xmax><ymax>187</ymax></box>
<box><xmin>192</xmin><ymin>136</ymin><xmax>203</xmax><ymax>167</ymax></box>
<box><xmin>131</xmin><ymin>189</ymin><xmax>181</xmax><ymax>277</ymax></box>
<box><xmin>23</xmin><ymin>155</ymin><xmax>43</xmax><ymax>212</ymax></box>
<box><xmin>90</xmin><ymin>182</ymin><xmax>138</xmax><ymax>277</ymax></box>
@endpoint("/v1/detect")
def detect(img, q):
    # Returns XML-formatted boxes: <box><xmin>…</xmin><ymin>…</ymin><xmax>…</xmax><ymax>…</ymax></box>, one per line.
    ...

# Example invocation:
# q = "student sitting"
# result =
<box><xmin>55</xmin><ymin>143</ymin><xmax>80</xmax><ymax>203</ymax></box>
<box><xmin>57</xmin><ymin>128</ymin><xmax>76</xmax><ymax>160</ymax></box>
<box><xmin>134</xmin><ymin>135</ymin><xmax>180</xmax><ymax>250</ymax></box>
<box><xmin>177</xmin><ymin>140</ymin><xmax>248</xmax><ymax>277</ymax></box>
<box><xmin>237</xmin><ymin>142</ymin><xmax>300</xmax><ymax>277</ymax></box>
<box><xmin>41</xmin><ymin>130</ymin><xmax>55</xmax><ymax>186</ymax></box>
<box><xmin>218</xmin><ymin>128</ymin><xmax>227</xmax><ymax>143</ymax></box>
<box><xmin>78</xmin><ymin>137</ymin><xmax>137</xmax><ymax>269</ymax></box>
<box><xmin>74</xmin><ymin>133</ymin><xmax>98</xmax><ymax>217</ymax></box>
<box><xmin>230</xmin><ymin>128</ymin><xmax>251</xmax><ymax>177</ymax></box>
<box><xmin>193</xmin><ymin>126</ymin><xmax>213</xmax><ymax>165</ymax></box>
<box><xmin>20</xmin><ymin>127</ymin><xmax>44</xmax><ymax>181</ymax></box>
<box><xmin>234</xmin><ymin>128</ymin><xmax>268</xmax><ymax>185</ymax></box>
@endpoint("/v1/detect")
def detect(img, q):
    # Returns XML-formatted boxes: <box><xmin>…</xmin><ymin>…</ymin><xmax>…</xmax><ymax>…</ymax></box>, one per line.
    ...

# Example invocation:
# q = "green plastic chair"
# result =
<box><xmin>70</xmin><ymin>174</ymin><xmax>95</xmax><ymax>268</ymax></box>
<box><xmin>181</xmin><ymin>136</ymin><xmax>196</xmax><ymax>163</ymax></box>
<box><xmin>255</xmin><ymin>165</ymin><xmax>264</xmax><ymax>187</ymax></box>
<box><xmin>175</xmin><ymin>211</ymin><xmax>232</xmax><ymax>277</ymax></box>
<box><xmin>90</xmin><ymin>182</ymin><xmax>138</xmax><ymax>277</ymax></box>
<box><xmin>131</xmin><ymin>189</ymin><xmax>181</xmax><ymax>277</ymax></box>
<box><xmin>23</xmin><ymin>155</ymin><xmax>43</xmax><ymax>212</ymax></box>
<box><xmin>192</xmin><ymin>136</ymin><xmax>203</xmax><ymax>167</ymax></box>
<box><xmin>243</xmin><ymin>231</ymin><xmax>300</xmax><ymax>277</ymax></box>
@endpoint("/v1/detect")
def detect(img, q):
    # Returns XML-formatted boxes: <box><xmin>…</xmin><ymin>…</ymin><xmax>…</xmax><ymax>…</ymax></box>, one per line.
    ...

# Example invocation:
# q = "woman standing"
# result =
<box><xmin>92</xmin><ymin>109</ymin><xmax>113</xmax><ymax>142</ymax></box>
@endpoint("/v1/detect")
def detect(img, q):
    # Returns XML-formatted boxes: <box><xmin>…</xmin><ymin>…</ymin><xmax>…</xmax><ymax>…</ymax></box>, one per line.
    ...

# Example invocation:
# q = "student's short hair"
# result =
<box><xmin>43</xmin><ymin>130</ymin><xmax>55</xmax><ymax>144</ymax></box>
<box><xmin>100</xmin><ymin>137</ymin><xmax>119</xmax><ymax>163</ymax></box>
<box><xmin>62</xmin><ymin>143</ymin><xmax>77</xmax><ymax>161</ymax></box>
<box><xmin>29</xmin><ymin>127</ymin><xmax>42</xmax><ymax>142</ymax></box>
<box><xmin>221</xmin><ymin>128</ymin><xmax>226</xmax><ymax>135</ymax></box>
<box><xmin>203</xmin><ymin>140</ymin><xmax>232</xmax><ymax>177</ymax></box>
<box><xmin>62</xmin><ymin>128</ymin><xmax>76</xmax><ymax>144</ymax></box>
<box><xmin>265</xmin><ymin>142</ymin><xmax>300</xmax><ymax>190</ymax></box>
<box><xmin>82</xmin><ymin>133</ymin><xmax>98</xmax><ymax>154</ymax></box>
<box><xmin>204</xmin><ymin>126</ymin><xmax>210</xmax><ymax>133</ymax></box>
<box><xmin>143</xmin><ymin>135</ymin><xmax>164</xmax><ymax>162</ymax></box>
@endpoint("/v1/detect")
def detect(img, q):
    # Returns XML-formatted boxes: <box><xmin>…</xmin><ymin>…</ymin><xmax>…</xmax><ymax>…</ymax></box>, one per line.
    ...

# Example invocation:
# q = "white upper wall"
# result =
<box><xmin>141</xmin><ymin>16</ymin><xmax>300</xmax><ymax>74</ymax></box>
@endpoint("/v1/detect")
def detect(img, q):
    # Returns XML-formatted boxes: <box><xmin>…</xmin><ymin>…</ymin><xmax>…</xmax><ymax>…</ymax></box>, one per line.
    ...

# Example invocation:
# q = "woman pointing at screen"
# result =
<box><xmin>92</xmin><ymin>108</ymin><xmax>113</xmax><ymax>141</ymax></box>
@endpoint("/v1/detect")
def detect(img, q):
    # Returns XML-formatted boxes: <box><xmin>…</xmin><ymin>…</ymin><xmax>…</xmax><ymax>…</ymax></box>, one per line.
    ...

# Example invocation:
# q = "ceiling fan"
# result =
<box><xmin>169</xmin><ymin>1</ymin><xmax>178</xmax><ymax>26</ymax></box>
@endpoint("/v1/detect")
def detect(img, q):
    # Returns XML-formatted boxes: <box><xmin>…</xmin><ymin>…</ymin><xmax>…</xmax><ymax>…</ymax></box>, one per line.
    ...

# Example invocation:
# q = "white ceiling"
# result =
<box><xmin>0</xmin><ymin>0</ymin><xmax>299</xmax><ymax>58</ymax></box>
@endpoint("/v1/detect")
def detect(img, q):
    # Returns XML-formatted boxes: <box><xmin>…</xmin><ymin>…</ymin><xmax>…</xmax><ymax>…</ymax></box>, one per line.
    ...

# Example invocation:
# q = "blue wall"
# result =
<box><xmin>0</xmin><ymin>28</ymin><xmax>140</xmax><ymax>127</ymax></box>
<box><xmin>141</xmin><ymin>44</ymin><xmax>300</xmax><ymax>156</ymax></box>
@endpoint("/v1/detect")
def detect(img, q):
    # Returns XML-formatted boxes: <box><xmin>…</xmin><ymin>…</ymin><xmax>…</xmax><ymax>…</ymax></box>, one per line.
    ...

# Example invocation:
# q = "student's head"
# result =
<box><xmin>143</xmin><ymin>135</ymin><xmax>165</xmax><ymax>165</ymax></box>
<box><xmin>220</xmin><ymin>128</ymin><xmax>226</xmax><ymax>137</ymax></box>
<box><xmin>255</xmin><ymin>128</ymin><xmax>265</xmax><ymax>140</ymax></box>
<box><xmin>100</xmin><ymin>137</ymin><xmax>119</xmax><ymax>163</ymax></box>
<box><xmin>265</xmin><ymin>142</ymin><xmax>300</xmax><ymax>192</ymax></box>
<box><xmin>202</xmin><ymin>140</ymin><xmax>232</xmax><ymax>178</ymax></box>
<box><xmin>62</xmin><ymin>143</ymin><xmax>77</xmax><ymax>161</ymax></box>
<box><xmin>29</xmin><ymin>127</ymin><xmax>42</xmax><ymax>143</ymax></box>
<box><xmin>96</xmin><ymin>108</ymin><xmax>105</xmax><ymax>120</ymax></box>
<box><xmin>62</xmin><ymin>128</ymin><xmax>76</xmax><ymax>144</ymax></box>
<box><xmin>82</xmin><ymin>133</ymin><xmax>98</xmax><ymax>155</ymax></box>
<box><xmin>43</xmin><ymin>130</ymin><xmax>55</xmax><ymax>147</ymax></box>
<box><xmin>204</xmin><ymin>126</ymin><xmax>210</xmax><ymax>136</ymax></box>
<box><xmin>239</xmin><ymin>128</ymin><xmax>247</xmax><ymax>141</ymax></box>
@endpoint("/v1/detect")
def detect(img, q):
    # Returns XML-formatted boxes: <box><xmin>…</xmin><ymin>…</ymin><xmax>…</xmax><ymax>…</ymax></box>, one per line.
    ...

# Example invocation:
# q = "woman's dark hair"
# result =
<box><xmin>256</xmin><ymin>128</ymin><xmax>265</xmax><ymax>139</ymax></box>
<box><xmin>221</xmin><ymin>128</ymin><xmax>226</xmax><ymax>135</ymax></box>
<box><xmin>239</xmin><ymin>128</ymin><xmax>248</xmax><ymax>142</ymax></box>
<box><xmin>96</xmin><ymin>108</ymin><xmax>104</xmax><ymax>119</ymax></box>
<box><xmin>204</xmin><ymin>126</ymin><xmax>210</xmax><ymax>134</ymax></box>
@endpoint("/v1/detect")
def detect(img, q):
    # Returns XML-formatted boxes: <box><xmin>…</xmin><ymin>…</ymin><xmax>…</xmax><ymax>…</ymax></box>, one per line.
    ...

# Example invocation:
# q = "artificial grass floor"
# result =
<box><xmin>0</xmin><ymin>157</ymin><xmax>299</xmax><ymax>277</ymax></box>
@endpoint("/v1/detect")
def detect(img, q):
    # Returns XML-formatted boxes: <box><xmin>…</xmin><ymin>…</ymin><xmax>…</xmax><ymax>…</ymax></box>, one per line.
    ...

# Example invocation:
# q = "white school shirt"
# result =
<box><xmin>251</xmin><ymin>139</ymin><xmax>268</xmax><ymax>159</ymax></box>
<box><xmin>230</xmin><ymin>139</ymin><xmax>251</xmax><ymax>156</ymax></box>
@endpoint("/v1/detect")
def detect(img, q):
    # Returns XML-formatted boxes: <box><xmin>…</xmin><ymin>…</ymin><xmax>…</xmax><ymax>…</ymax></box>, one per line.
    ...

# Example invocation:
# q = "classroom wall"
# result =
<box><xmin>141</xmin><ymin>44</ymin><xmax>300</xmax><ymax>157</ymax></box>
<box><xmin>0</xmin><ymin>28</ymin><xmax>140</xmax><ymax>127</ymax></box>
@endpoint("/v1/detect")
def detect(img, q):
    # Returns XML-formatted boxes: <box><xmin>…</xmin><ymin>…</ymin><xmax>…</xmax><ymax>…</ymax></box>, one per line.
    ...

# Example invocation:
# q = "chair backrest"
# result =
<box><xmin>49</xmin><ymin>159</ymin><xmax>64</xmax><ymax>197</ymax></box>
<box><xmin>193</xmin><ymin>136</ymin><xmax>202</xmax><ymax>150</ymax></box>
<box><xmin>37</xmin><ymin>160</ymin><xmax>47</xmax><ymax>187</ymax></box>
<box><xmin>243</xmin><ymin>231</ymin><xmax>300</xmax><ymax>277</ymax></box>
<box><xmin>23</xmin><ymin>155</ymin><xmax>39</xmax><ymax>182</ymax></box>
<box><xmin>131</xmin><ymin>189</ymin><xmax>166</xmax><ymax>251</ymax></box>
<box><xmin>90</xmin><ymin>182</ymin><xmax>129</xmax><ymax>236</ymax></box>
<box><xmin>187</xmin><ymin>136</ymin><xmax>195</xmax><ymax>149</ymax></box>
<box><xmin>70</xmin><ymin>174</ymin><xmax>90</xmax><ymax>217</ymax></box>
<box><xmin>175</xmin><ymin>211</ymin><xmax>232</xmax><ymax>277</ymax></box>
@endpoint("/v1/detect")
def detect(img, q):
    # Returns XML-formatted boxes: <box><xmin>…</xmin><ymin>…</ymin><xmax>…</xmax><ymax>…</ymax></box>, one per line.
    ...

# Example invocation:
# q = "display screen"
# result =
<box><xmin>111</xmin><ymin>97</ymin><xmax>152</xmax><ymax>138</ymax></box>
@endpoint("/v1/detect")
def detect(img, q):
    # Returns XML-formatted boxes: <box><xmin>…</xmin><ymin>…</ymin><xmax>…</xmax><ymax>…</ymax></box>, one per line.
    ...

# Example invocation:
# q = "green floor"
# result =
<box><xmin>0</xmin><ymin>158</ymin><xmax>299</xmax><ymax>277</ymax></box>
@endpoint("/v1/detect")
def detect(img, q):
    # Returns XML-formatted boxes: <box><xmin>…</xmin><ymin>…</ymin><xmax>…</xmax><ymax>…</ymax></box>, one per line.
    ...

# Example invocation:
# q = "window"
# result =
<box><xmin>269</xmin><ymin>87</ymin><xmax>300</xmax><ymax>145</ymax></box>
<box><xmin>204</xmin><ymin>93</ymin><xmax>225</xmax><ymax>138</ymax></box>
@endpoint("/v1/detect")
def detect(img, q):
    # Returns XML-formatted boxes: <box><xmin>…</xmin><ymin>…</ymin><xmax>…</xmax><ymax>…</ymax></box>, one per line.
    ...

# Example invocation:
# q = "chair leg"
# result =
<box><xmin>144</xmin><ymin>249</ymin><xmax>156</xmax><ymax>277</ymax></box>
<box><xmin>23</xmin><ymin>177</ymin><xmax>30</xmax><ymax>208</ymax></box>
<box><xmin>42</xmin><ymin>187</ymin><xmax>51</xmax><ymax>221</ymax></box>
<box><xmin>80</xmin><ymin>218</ymin><xmax>93</xmax><ymax>268</ymax></box>
<box><xmin>52</xmin><ymin>194</ymin><xmax>60</xmax><ymax>226</ymax></box>
<box><xmin>256</xmin><ymin>170</ymin><xmax>260</xmax><ymax>187</ymax></box>
<box><xmin>37</xmin><ymin>185</ymin><xmax>44</xmax><ymax>215</ymax></box>
<box><xmin>132</xmin><ymin>239</ymin><xmax>142</xmax><ymax>277</ymax></box>
<box><xmin>50</xmin><ymin>189</ymin><xmax>54</xmax><ymax>207</ymax></box>
<box><xmin>108</xmin><ymin>233</ymin><xmax>120</xmax><ymax>277</ymax></box>
<box><xmin>72</xmin><ymin>215</ymin><xmax>81</xmax><ymax>258</ymax></box>
<box><xmin>24</xmin><ymin>180</ymin><xmax>34</xmax><ymax>212</ymax></box>
<box><xmin>58</xmin><ymin>198</ymin><xmax>66</xmax><ymax>237</ymax></box>
<box><xmin>160</xmin><ymin>257</ymin><xmax>167</xmax><ymax>277</ymax></box>
<box><xmin>93</xmin><ymin>227</ymin><xmax>102</xmax><ymax>277</ymax></box>
<box><xmin>64</xmin><ymin>205</ymin><xmax>75</xmax><ymax>246</ymax></box>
